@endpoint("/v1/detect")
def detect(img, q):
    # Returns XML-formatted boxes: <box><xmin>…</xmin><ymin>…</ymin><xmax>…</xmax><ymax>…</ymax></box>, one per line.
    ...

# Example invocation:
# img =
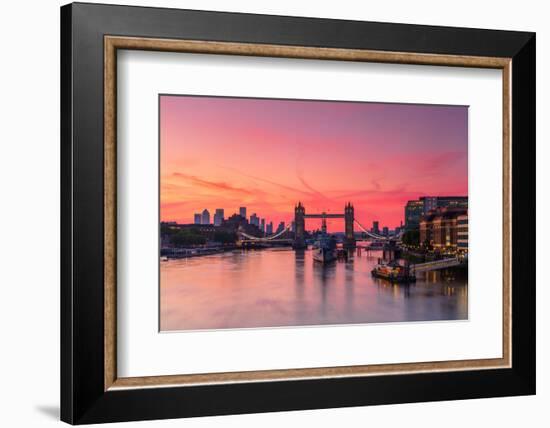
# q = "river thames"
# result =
<box><xmin>160</xmin><ymin>247</ymin><xmax>468</xmax><ymax>331</ymax></box>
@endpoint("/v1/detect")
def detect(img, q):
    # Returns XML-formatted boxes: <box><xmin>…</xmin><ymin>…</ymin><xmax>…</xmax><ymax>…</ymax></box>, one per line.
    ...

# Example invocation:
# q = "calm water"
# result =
<box><xmin>160</xmin><ymin>248</ymin><xmax>468</xmax><ymax>331</ymax></box>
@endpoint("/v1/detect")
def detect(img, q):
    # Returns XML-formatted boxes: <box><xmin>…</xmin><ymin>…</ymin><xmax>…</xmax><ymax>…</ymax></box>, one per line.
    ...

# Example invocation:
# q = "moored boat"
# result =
<box><xmin>365</xmin><ymin>241</ymin><xmax>385</xmax><ymax>250</ymax></box>
<box><xmin>312</xmin><ymin>234</ymin><xmax>337</xmax><ymax>264</ymax></box>
<box><xmin>371</xmin><ymin>260</ymin><xmax>416</xmax><ymax>283</ymax></box>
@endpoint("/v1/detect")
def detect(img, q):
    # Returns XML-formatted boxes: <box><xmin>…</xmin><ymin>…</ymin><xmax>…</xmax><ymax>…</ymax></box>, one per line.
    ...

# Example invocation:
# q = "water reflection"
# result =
<box><xmin>160</xmin><ymin>248</ymin><xmax>468</xmax><ymax>331</ymax></box>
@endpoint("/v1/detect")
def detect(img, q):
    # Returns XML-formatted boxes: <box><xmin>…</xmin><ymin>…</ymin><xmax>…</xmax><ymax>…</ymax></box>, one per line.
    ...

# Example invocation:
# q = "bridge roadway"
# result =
<box><xmin>302</xmin><ymin>213</ymin><xmax>344</xmax><ymax>219</ymax></box>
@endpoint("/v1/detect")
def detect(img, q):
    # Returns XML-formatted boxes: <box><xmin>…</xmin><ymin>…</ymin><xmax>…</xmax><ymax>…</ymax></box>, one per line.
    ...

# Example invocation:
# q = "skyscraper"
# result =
<box><xmin>213</xmin><ymin>208</ymin><xmax>224</xmax><ymax>226</ymax></box>
<box><xmin>421</xmin><ymin>196</ymin><xmax>438</xmax><ymax>215</ymax></box>
<box><xmin>239</xmin><ymin>207</ymin><xmax>247</xmax><ymax>220</ymax></box>
<box><xmin>405</xmin><ymin>200</ymin><xmax>424</xmax><ymax>229</ymax></box>
<box><xmin>249</xmin><ymin>213</ymin><xmax>259</xmax><ymax>227</ymax></box>
<box><xmin>201</xmin><ymin>209</ymin><xmax>210</xmax><ymax>225</ymax></box>
<box><xmin>194</xmin><ymin>213</ymin><xmax>201</xmax><ymax>224</ymax></box>
<box><xmin>406</xmin><ymin>196</ymin><xmax>468</xmax><ymax>229</ymax></box>
<box><xmin>260</xmin><ymin>218</ymin><xmax>265</xmax><ymax>234</ymax></box>
<box><xmin>372</xmin><ymin>220</ymin><xmax>380</xmax><ymax>235</ymax></box>
<box><xmin>266</xmin><ymin>222</ymin><xmax>273</xmax><ymax>235</ymax></box>
<box><xmin>427</xmin><ymin>196</ymin><xmax>468</xmax><ymax>212</ymax></box>
<box><xmin>276</xmin><ymin>221</ymin><xmax>285</xmax><ymax>234</ymax></box>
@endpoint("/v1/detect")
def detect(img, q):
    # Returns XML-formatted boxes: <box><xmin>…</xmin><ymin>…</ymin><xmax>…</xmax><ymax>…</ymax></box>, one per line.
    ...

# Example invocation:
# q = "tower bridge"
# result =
<box><xmin>237</xmin><ymin>202</ymin><xmax>400</xmax><ymax>249</ymax></box>
<box><xmin>293</xmin><ymin>202</ymin><xmax>355</xmax><ymax>249</ymax></box>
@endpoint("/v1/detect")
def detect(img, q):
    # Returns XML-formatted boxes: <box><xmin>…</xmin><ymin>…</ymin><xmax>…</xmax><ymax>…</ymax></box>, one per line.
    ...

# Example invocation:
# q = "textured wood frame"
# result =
<box><xmin>104</xmin><ymin>36</ymin><xmax>512</xmax><ymax>391</ymax></box>
<box><xmin>62</xmin><ymin>3</ymin><xmax>535</xmax><ymax>423</ymax></box>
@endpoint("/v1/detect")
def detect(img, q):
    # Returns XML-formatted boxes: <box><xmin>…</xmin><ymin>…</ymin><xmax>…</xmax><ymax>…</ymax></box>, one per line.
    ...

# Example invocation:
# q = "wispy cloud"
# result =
<box><xmin>416</xmin><ymin>151</ymin><xmax>466</xmax><ymax>177</ymax></box>
<box><xmin>295</xmin><ymin>162</ymin><xmax>332</xmax><ymax>203</ymax></box>
<box><xmin>172</xmin><ymin>172</ymin><xmax>253</xmax><ymax>195</ymax></box>
<box><xmin>217</xmin><ymin>165</ymin><xmax>314</xmax><ymax>198</ymax></box>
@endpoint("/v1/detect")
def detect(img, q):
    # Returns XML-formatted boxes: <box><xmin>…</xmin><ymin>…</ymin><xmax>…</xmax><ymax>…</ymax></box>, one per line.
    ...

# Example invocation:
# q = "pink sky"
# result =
<box><xmin>160</xmin><ymin>95</ymin><xmax>468</xmax><ymax>230</ymax></box>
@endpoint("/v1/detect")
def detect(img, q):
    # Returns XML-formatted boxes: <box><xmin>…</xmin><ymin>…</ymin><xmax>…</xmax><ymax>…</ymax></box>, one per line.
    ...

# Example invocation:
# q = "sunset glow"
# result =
<box><xmin>160</xmin><ymin>95</ymin><xmax>468</xmax><ymax>230</ymax></box>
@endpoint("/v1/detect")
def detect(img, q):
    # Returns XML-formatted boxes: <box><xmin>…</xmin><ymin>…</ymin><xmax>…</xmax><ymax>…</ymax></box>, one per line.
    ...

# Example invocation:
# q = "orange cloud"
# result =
<box><xmin>171</xmin><ymin>172</ymin><xmax>253</xmax><ymax>196</ymax></box>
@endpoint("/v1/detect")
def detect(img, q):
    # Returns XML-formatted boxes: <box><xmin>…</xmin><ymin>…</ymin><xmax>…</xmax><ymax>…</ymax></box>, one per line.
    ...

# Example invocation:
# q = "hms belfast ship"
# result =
<box><xmin>312</xmin><ymin>215</ymin><xmax>337</xmax><ymax>264</ymax></box>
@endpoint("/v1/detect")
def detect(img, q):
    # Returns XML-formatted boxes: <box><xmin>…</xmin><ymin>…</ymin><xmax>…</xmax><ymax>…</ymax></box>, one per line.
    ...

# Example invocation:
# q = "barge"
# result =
<box><xmin>371</xmin><ymin>260</ymin><xmax>416</xmax><ymax>283</ymax></box>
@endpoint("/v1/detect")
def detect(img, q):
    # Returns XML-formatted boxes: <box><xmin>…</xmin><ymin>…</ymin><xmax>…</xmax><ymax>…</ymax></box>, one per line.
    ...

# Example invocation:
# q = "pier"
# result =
<box><xmin>410</xmin><ymin>257</ymin><xmax>464</xmax><ymax>274</ymax></box>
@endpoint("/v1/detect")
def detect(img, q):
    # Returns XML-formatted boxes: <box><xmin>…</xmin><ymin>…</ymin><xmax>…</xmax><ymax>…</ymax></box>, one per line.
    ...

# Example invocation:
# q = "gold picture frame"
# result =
<box><xmin>103</xmin><ymin>35</ymin><xmax>512</xmax><ymax>391</ymax></box>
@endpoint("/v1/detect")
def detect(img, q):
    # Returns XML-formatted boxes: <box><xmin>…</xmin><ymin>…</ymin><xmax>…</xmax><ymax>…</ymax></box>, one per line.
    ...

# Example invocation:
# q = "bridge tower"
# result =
<box><xmin>344</xmin><ymin>202</ymin><xmax>356</xmax><ymax>248</ymax></box>
<box><xmin>293</xmin><ymin>202</ymin><xmax>306</xmax><ymax>249</ymax></box>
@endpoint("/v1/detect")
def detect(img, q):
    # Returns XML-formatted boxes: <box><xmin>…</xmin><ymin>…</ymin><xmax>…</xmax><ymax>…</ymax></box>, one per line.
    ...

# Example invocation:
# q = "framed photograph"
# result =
<box><xmin>61</xmin><ymin>2</ymin><xmax>535</xmax><ymax>424</ymax></box>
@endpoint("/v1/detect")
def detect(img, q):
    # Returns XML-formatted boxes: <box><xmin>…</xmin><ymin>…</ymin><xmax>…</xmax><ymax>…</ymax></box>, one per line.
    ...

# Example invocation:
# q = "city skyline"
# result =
<box><xmin>160</xmin><ymin>95</ymin><xmax>468</xmax><ymax>228</ymax></box>
<box><xmin>185</xmin><ymin>204</ymin><xmax>408</xmax><ymax>235</ymax></box>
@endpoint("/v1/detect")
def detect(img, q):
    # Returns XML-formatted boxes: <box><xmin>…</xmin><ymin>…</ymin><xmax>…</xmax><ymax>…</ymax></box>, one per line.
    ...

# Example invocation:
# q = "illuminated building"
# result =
<box><xmin>457</xmin><ymin>213</ymin><xmax>468</xmax><ymax>253</ymax></box>
<box><xmin>419</xmin><ymin>208</ymin><xmax>467</xmax><ymax>250</ymax></box>
<box><xmin>405</xmin><ymin>200</ymin><xmax>424</xmax><ymax>229</ymax></box>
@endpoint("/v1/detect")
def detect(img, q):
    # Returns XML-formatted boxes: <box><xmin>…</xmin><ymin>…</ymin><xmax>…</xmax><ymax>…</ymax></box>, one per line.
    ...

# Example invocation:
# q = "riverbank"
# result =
<box><xmin>161</xmin><ymin>245</ymin><xmax>238</xmax><ymax>259</ymax></box>
<box><xmin>401</xmin><ymin>248</ymin><xmax>467</xmax><ymax>263</ymax></box>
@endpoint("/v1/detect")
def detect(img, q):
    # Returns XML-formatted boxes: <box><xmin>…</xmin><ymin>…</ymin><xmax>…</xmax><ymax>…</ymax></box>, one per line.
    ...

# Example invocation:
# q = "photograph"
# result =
<box><xmin>159</xmin><ymin>95</ymin><xmax>469</xmax><ymax>331</ymax></box>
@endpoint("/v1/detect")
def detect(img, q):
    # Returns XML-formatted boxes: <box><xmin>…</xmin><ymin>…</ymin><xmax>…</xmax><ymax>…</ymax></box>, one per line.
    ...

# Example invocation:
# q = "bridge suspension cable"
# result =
<box><xmin>238</xmin><ymin>217</ymin><xmax>403</xmax><ymax>242</ymax></box>
<box><xmin>354</xmin><ymin>219</ymin><xmax>403</xmax><ymax>241</ymax></box>
<box><xmin>238</xmin><ymin>223</ymin><xmax>292</xmax><ymax>241</ymax></box>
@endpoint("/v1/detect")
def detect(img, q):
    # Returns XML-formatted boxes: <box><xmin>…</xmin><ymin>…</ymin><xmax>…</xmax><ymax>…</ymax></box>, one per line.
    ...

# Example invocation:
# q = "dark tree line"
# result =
<box><xmin>161</xmin><ymin>224</ymin><xmax>237</xmax><ymax>247</ymax></box>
